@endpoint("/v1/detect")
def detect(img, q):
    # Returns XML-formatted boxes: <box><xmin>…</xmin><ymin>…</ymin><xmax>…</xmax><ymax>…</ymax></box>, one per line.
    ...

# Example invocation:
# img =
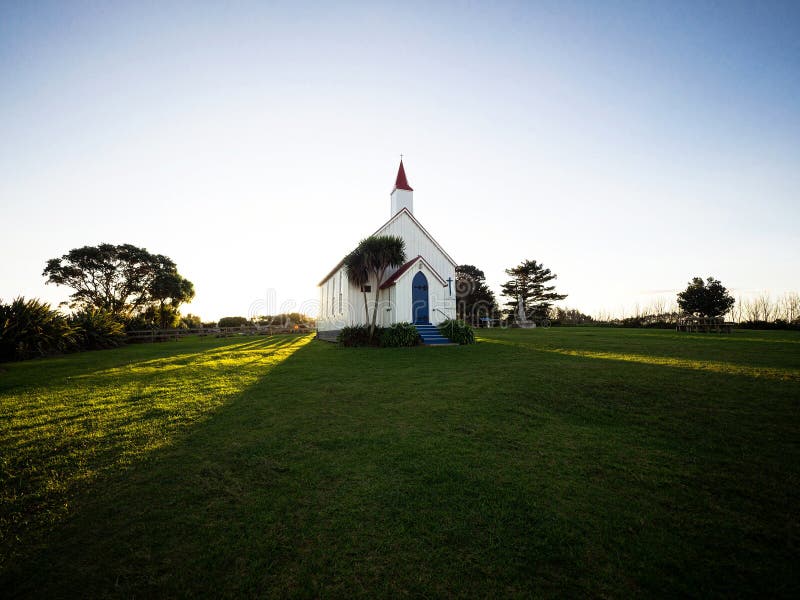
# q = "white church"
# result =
<box><xmin>317</xmin><ymin>160</ymin><xmax>457</xmax><ymax>340</ymax></box>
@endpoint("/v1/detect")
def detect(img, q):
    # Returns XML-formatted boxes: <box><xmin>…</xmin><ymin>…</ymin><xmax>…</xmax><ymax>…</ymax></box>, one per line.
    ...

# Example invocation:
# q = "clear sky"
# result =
<box><xmin>1</xmin><ymin>1</ymin><xmax>798</xmax><ymax>320</ymax></box>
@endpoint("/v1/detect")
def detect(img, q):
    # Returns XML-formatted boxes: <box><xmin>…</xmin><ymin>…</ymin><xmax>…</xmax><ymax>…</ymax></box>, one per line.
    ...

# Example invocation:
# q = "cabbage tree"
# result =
<box><xmin>346</xmin><ymin>235</ymin><xmax>406</xmax><ymax>338</ymax></box>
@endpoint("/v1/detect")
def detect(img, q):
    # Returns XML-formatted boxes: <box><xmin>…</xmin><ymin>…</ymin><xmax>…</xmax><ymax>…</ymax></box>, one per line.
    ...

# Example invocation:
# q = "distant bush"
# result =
<box><xmin>180</xmin><ymin>313</ymin><xmax>203</xmax><ymax>329</ymax></box>
<box><xmin>0</xmin><ymin>297</ymin><xmax>77</xmax><ymax>362</ymax></box>
<box><xmin>738</xmin><ymin>320</ymin><xmax>800</xmax><ymax>331</ymax></box>
<box><xmin>218</xmin><ymin>316</ymin><xmax>250</xmax><ymax>328</ymax></box>
<box><xmin>619</xmin><ymin>316</ymin><xmax>675</xmax><ymax>329</ymax></box>
<box><xmin>255</xmin><ymin>313</ymin><xmax>316</xmax><ymax>328</ymax></box>
<box><xmin>438</xmin><ymin>319</ymin><xmax>476</xmax><ymax>345</ymax></box>
<box><xmin>70</xmin><ymin>309</ymin><xmax>126</xmax><ymax>350</ymax></box>
<box><xmin>124</xmin><ymin>314</ymin><xmax>156</xmax><ymax>331</ymax></box>
<box><xmin>337</xmin><ymin>325</ymin><xmax>378</xmax><ymax>347</ymax></box>
<box><xmin>380</xmin><ymin>323</ymin><xmax>421</xmax><ymax>347</ymax></box>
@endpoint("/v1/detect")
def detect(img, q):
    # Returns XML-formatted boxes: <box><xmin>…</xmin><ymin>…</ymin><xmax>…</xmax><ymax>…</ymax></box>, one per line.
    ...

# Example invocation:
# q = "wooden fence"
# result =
<box><xmin>126</xmin><ymin>326</ymin><xmax>312</xmax><ymax>342</ymax></box>
<box><xmin>675</xmin><ymin>317</ymin><xmax>734</xmax><ymax>334</ymax></box>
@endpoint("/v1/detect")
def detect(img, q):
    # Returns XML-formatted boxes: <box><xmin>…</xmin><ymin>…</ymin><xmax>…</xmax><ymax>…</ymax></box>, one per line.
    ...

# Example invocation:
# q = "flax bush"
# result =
<box><xmin>438</xmin><ymin>319</ymin><xmax>476</xmax><ymax>345</ymax></box>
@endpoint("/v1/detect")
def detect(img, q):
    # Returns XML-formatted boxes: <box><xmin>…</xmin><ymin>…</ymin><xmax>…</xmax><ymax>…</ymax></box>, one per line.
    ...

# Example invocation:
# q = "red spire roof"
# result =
<box><xmin>394</xmin><ymin>159</ymin><xmax>413</xmax><ymax>191</ymax></box>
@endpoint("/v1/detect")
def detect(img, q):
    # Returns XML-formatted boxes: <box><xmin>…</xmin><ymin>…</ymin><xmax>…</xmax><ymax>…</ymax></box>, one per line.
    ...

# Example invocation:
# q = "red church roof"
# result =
<box><xmin>379</xmin><ymin>255</ymin><xmax>448</xmax><ymax>289</ymax></box>
<box><xmin>379</xmin><ymin>255</ymin><xmax>421</xmax><ymax>289</ymax></box>
<box><xmin>394</xmin><ymin>159</ymin><xmax>413</xmax><ymax>191</ymax></box>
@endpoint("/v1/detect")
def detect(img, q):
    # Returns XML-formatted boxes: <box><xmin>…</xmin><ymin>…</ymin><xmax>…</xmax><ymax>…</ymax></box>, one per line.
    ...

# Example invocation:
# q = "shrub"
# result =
<box><xmin>739</xmin><ymin>320</ymin><xmax>800</xmax><ymax>331</ymax></box>
<box><xmin>380</xmin><ymin>323</ymin><xmax>421</xmax><ymax>347</ymax></box>
<box><xmin>149</xmin><ymin>304</ymin><xmax>182</xmax><ymax>329</ymax></box>
<box><xmin>0</xmin><ymin>297</ymin><xmax>77</xmax><ymax>362</ymax></box>
<box><xmin>218</xmin><ymin>316</ymin><xmax>250</xmax><ymax>328</ymax></box>
<box><xmin>438</xmin><ymin>319</ymin><xmax>476</xmax><ymax>345</ymax></box>
<box><xmin>181</xmin><ymin>313</ymin><xmax>203</xmax><ymax>329</ymax></box>
<box><xmin>337</xmin><ymin>325</ymin><xmax>378</xmax><ymax>347</ymax></box>
<box><xmin>124</xmin><ymin>314</ymin><xmax>157</xmax><ymax>332</ymax></box>
<box><xmin>70</xmin><ymin>309</ymin><xmax>126</xmax><ymax>350</ymax></box>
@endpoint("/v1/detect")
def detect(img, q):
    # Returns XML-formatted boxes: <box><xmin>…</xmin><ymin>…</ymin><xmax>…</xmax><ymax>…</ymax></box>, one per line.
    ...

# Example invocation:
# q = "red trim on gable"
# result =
<box><xmin>379</xmin><ymin>255</ymin><xmax>448</xmax><ymax>289</ymax></box>
<box><xmin>378</xmin><ymin>256</ymin><xmax>421</xmax><ymax>289</ymax></box>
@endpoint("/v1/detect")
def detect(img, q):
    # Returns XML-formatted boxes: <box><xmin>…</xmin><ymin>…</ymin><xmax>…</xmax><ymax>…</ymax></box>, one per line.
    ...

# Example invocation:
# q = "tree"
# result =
<box><xmin>345</xmin><ymin>235</ymin><xmax>406</xmax><ymax>338</ymax></box>
<box><xmin>218</xmin><ymin>316</ymin><xmax>249</xmax><ymax>328</ymax></box>
<box><xmin>151</xmin><ymin>271</ymin><xmax>195</xmax><ymax>328</ymax></box>
<box><xmin>344</xmin><ymin>247</ymin><xmax>371</xmax><ymax>324</ymax></box>
<box><xmin>42</xmin><ymin>244</ymin><xmax>194</xmax><ymax>320</ymax></box>
<box><xmin>780</xmin><ymin>292</ymin><xmax>800</xmax><ymax>323</ymax></box>
<box><xmin>553</xmin><ymin>307</ymin><xmax>593</xmax><ymax>325</ymax></box>
<box><xmin>501</xmin><ymin>259</ymin><xmax>567</xmax><ymax>321</ymax></box>
<box><xmin>256</xmin><ymin>313</ymin><xmax>316</xmax><ymax>328</ymax></box>
<box><xmin>363</xmin><ymin>235</ymin><xmax>406</xmax><ymax>337</ymax></box>
<box><xmin>455</xmin><ymin>265</ymin><xmax>499</xmax><ymax>325</ymax></box>
<box><xmin>181</xmin><ymin>313</ymin><xmax>203</xmax><ymax>329</ymax></box>
<box><xmin>676</xmin><ymin>277</ymin><xmax>735</xmax><ymax>318</ymax></box>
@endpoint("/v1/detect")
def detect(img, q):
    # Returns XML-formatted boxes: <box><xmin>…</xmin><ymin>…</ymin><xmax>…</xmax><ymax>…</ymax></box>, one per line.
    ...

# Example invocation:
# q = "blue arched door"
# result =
<box><xmin>412</xmin><ymin>271</ymin><xmax>429</xmax><ymax>324</ymax></box>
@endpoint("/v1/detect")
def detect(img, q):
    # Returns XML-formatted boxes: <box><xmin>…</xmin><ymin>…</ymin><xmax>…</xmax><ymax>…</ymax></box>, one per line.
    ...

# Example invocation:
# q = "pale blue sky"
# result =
<box><xmin>1</xmin><ymin>1</ymin><xmax>798</xmax><ymax>319</ymax></box>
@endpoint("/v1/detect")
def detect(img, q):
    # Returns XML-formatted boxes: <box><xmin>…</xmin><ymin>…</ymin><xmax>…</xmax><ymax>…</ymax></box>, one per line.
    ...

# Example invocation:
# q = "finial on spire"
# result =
<box><xmin>394</xmin><ymin>157</ymin><xmax>413</xmax><ymax>191</ymax></box>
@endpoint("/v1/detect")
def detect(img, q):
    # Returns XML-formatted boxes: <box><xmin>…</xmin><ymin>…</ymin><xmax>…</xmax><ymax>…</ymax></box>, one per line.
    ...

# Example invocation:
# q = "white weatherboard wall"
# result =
<box><xmin>390</xmin><ymin>188</ymin><xmax>413</xmax><ymax>216</ymax></box>
<box><xmin>317</xmin><ymin>260</ymin><xmax>456</xmax><ymax>332</ymax></box>
<box><xmin>387</xmin><ymin>258</ymin><xmax>456</xmax><ymax>326</ymax></box>
<box><xmin>318</xmin><ymin>267</ymin><xmax>358</xmax><ymax>332</ymax></box>
<box><xmin>375</xmin><ymin>210</ymin><xmax>455</xmax><ymax>281</ymax></box>
<box><xmin>317</xmin><ymin>211</ymin><xmax>458</xmax><ymax>333</ymax></box>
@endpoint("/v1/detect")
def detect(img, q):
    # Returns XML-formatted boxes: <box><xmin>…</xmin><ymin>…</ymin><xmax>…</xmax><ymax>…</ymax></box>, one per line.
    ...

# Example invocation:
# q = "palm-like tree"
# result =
<box><xmin>345</xmin><ymin>235</ymin><xmax>406</xmax><ymax>338</ymax></box>
<box><xmin>344</xmin><ymin>248</ymin><xmax>370</xmax><ymax>324</ymax></box>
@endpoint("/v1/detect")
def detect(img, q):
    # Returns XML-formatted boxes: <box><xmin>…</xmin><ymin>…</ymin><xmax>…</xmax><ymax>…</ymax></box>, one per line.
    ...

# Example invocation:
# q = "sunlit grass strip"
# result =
<box><xmin>630</xmin><ymin>332</ymin><xmax>800</xmax><ymax>344</ymax></box>
<box><xmin>0</xmin><ymin>334</ymin><xmax>313</xmax><ymax>567</ymax></box>
<box><xmin>549</xmin><ymin>349</ymin><xmax>800</xmax><ymax>381</ymax></box>
<box><xmin>479</xmin><ymin>337</ymin><xmax>800</xmax><ymax>381</ymax></box>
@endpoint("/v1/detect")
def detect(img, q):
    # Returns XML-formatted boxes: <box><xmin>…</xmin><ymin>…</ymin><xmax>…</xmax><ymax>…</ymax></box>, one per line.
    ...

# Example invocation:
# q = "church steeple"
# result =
<box><xmin>391</xmin><ymin>158</ymin><xmax>414</xmax><ymax>216</ymax></box>
<box><xmin>394</xmin><ymin>159</ymin><xmax>413</xmax><ymax>191</ymax></box>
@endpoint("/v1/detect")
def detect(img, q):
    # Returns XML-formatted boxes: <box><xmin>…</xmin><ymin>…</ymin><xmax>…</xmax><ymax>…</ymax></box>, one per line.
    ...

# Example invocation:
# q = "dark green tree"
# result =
<box><xmin>677</xmin><ymin>277</ymin><xmax>735</xmax><ymax>318</ymax></box>
<box><xmin>456</xmin><ymin>265</ymin><xmax>499</xmax><ymax>325</ymax></box>
<box><xmin>181</xmin><ymin>313</ymin><xmax>203</xmax><ymax>329</ymax></box>
<box><xmin>218</xmin><ymin>316</ymin><xmax>250</xmax><ymax>328</ymax></box>
<box><xmin>151</xmin><ymin>271</ymin><xmax>195</xmax><ymax>328</ymax></box>
<box><xmin>501</xmin><ymin>259</ymin><xmax>567</xmax><ymax>321</ymax></box>
<box><xmin>42</xmin><ymin>243</ymin><xmax>194</xmax><ymax>320</ymax></box>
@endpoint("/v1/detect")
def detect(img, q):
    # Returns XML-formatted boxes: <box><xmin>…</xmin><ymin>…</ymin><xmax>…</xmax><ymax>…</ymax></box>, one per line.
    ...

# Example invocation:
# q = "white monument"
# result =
<box><xmin>516</xmin><ymin>296</ymin><xmax>536</xmax><ymax>328</ymax></box>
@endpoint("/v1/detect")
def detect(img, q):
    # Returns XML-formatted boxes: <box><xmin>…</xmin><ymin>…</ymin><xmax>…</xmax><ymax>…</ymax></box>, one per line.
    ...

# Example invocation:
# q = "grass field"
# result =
<box><xmin>1</xmin><ymin>328</ymin><xmax>799</xmax><ymax>597</ymax></box>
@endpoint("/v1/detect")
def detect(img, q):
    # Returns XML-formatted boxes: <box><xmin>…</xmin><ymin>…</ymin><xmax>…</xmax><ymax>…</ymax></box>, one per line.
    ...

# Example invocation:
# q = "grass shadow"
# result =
<box><xmin>0</xmin><ymin>335</ymin><xmax>313</xmax><ymax>579</ymax></box>
<box><xmin>3</xmin><ymin>332</ymin><xmax>799</xmax><ymax>597</ymax></box>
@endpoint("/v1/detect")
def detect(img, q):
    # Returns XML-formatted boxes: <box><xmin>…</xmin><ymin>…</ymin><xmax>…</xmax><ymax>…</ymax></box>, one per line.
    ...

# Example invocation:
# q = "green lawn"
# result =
<box><xmin>1</xmin><ymin>328</ymin><xmax>799</xmax><ymax>597</ymax></box>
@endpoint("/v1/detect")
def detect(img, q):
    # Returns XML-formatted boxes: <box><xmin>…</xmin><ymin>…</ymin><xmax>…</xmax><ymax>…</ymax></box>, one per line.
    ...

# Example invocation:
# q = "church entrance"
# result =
<box><xmin>412</xmin><ymin>271</ymin><xmax>429</xmax><ymax>323</ymax></box>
